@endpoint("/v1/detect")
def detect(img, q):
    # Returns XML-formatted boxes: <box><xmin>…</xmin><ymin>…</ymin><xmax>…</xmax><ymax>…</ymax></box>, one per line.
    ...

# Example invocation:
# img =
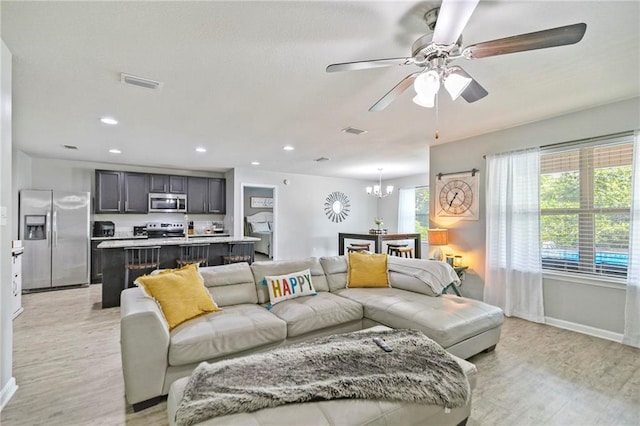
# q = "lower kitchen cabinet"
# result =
<box><xmin>91</xmin><ymin>241</ymin><xmax>102</xmax><ymax>283</ymax></box>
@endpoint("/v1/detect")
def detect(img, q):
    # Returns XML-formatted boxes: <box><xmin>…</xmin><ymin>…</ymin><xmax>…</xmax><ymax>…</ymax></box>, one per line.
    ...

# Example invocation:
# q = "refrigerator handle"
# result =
<box><xmin>46</xmin><ymin>210</ymin><xmax>52</xmax><ymax>247</ymax></box>
<box><xmin>53</xmin><ymin>209</ymin><xmax>58</xmax><ymax>247</ymax></box>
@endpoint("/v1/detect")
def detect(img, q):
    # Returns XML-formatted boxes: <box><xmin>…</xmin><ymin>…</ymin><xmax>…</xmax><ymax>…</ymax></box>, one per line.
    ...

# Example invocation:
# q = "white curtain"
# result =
<box><xmin>397</xmin><ymin>188</ymin><xmax>416</xmax><ymax>233</ymax></box>
<box><xmin>484</xmin><ymin>148</ymin><xmax>545</xmax><ymax>323</ymax></box>
<box><xmin>624</xmin><ymin>131</ymin><xmax>640</xmax><ymax>348</ymax></box>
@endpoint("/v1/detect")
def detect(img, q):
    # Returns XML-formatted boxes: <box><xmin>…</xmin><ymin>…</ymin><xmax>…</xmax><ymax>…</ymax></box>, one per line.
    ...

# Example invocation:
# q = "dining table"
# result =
<box><xmin>338</xmin><ymin>232</ymin><xmax>422</xmax><ymax>258</ymax></box>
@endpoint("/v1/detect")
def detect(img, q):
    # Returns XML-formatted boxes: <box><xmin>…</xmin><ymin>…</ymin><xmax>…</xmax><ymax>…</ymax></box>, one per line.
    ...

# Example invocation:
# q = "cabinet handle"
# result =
<box><xmin>118</xmin><ymin>200</ymin><xmax>121</xmax><ymax>211</ymax></box>
<box><xmin>164</xmin><ymin>184</ymin><xmax>167</xmax><ymax>192</ymax></box>
<box><xmin>203</xmin><ymin>202</ymin><xmax>206</xmax><ymax>212</ymax></box>
<box><xmin>125</xmin><ymin>200</ymin><xmax>128</xmax><ymax>211</ymax></box>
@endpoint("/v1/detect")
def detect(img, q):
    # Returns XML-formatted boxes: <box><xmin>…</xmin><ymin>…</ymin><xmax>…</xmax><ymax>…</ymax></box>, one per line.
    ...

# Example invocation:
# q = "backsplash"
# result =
<box><xmin>93</xmin><ymin>213</ymin><xmax>226</xmax><ymax>235</ymax></box>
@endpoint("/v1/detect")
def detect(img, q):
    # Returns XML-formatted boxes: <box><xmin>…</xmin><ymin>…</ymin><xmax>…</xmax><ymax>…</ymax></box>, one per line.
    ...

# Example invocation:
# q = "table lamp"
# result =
<box><xmin>427</xmin><ymin>228</ymin><xmax>448</xmax><ymax>261</ymax></box>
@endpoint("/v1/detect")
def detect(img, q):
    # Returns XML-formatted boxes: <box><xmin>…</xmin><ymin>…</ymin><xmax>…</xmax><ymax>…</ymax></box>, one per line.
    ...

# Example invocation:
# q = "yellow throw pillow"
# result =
<box><xmin>136</xmin><ymin>264</ymin><xmax>221</xmax><ymax>330</ymax></box>
<box><xmin>347</xmin><ymin>252</ymin><xmax>390</xmax><ymax>288</ymax></box>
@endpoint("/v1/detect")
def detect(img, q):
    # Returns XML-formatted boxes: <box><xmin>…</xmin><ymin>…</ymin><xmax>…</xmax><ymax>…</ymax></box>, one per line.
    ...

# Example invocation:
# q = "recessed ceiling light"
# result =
<box><xmin>195</xmin><ymin>147</ymin><xmax>207</xmax><ymax>153</ymax></box>
<box><xmin>109</xmin><ymin>149</ymin><xmax>122</xmax><ymax>154</ymax></box>
<box><xmin>100</xmin><ymin>117</ymin><xmax>118</xmax><ymax>125</ymax></box>
<box><xmin>251</xmin><ymin>161</ymin><xmax>260</xmax><ymax>166</ymax></box>
<box><xmin>283</xmin><ymin>145</ymin><xmax>295</xmax><ymax>151</ymax></box>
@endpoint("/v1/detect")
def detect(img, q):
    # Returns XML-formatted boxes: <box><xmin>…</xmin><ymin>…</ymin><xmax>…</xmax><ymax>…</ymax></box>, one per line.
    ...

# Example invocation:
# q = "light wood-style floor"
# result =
<box><xmin>1</xmin><ymin>284</ymin><xmax>638</xmax><ymax>426</ymax></box>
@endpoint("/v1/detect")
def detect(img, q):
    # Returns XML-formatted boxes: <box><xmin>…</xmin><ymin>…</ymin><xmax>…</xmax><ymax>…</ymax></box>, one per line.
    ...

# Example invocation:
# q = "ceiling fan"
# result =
<box><xmin>326</xmin><ymin>0</ymin><xmax>587</xmax><ymax>112</ymax></box>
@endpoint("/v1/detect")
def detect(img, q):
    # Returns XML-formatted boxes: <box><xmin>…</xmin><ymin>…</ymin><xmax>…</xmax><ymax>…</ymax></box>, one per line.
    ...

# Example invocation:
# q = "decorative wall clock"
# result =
<box><xmin>435</xmin><ymin>170</ymin><xmax>479</xmax><ymax>220</ymax></box>
<box><xmin>324</xmin><ymin>191</ymin><xmax>350</xmax><ymax>222</ymax></box>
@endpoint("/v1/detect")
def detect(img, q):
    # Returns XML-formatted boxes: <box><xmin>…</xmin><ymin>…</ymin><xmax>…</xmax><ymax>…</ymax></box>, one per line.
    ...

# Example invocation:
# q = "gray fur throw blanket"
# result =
<box><xmin>175</xmin><ymin>329</ymin><xmax>470</xmax><ymax>426</ymax></box>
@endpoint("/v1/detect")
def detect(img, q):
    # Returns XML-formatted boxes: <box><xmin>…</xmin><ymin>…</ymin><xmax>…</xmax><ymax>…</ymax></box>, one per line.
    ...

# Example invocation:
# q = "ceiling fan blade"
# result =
<box><xmin>449</xmin><ymin>66</ymin><xmax>488</xmax><ymax>103</ymax></box>
<box><xmin>432</xmin><ymin>0</ymin><xmax>480</xmax><ymax>45</ymax></box>
<box><xmin>369</xmin><ymin>73</ymin><xmax>420</xmax><ymax>112</ymax></box>
<box><xmin>462</xmin><ymin>23</ymin><xmax>587</xmax><ymax>59</ymax></box>
<box><xmin>326</xmin><ymin>57</ymin><xmax>414</xmax><ymax>73</ymax></box>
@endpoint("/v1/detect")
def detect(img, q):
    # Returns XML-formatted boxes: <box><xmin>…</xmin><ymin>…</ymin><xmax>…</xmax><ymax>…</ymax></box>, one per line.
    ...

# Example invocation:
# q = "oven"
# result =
<box><xmin>148</xmin><ymin>193</ymin><xmax>187</xmax><ymax>213</ymax></box>
<box><xmin>145</xmin><ymin>222</ymin><xmax>185</xmax><ymax>238</ymax></box>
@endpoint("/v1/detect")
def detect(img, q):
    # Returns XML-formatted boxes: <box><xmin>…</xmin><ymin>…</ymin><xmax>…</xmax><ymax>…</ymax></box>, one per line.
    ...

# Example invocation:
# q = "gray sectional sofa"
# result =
<box><xmin>120</xmin><ymin>255</ymin><xmax>504</xmax><ymax>417</ymax></box>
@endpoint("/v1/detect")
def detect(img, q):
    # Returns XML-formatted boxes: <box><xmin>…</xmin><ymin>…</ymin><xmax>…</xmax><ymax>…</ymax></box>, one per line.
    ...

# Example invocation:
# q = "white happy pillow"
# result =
<box><xmin>263</xmin><ymin>269</ymin><xmax>317</xmax><ymax>307</ymax></box>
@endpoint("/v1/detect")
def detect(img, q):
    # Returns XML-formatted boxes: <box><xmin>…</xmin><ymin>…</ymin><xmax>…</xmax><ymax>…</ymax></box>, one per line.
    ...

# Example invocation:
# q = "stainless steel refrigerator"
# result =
<box><xmin>19</xmin><ymin>190</ymin><xmax>90</xmax><ymax>290</ymax></box>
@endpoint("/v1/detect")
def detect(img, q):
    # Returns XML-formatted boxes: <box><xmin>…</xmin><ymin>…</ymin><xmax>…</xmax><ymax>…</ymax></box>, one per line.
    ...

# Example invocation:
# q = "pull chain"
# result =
<box><xmin>434</xmin><ymin>92</ymin><xmax>440</xmax><ymax>140</ymax></box>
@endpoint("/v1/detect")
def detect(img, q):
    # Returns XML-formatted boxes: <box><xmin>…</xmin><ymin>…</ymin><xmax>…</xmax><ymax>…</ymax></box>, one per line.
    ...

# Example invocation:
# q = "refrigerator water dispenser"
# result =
<box><xmin>24</xmin><ymin>215</ymin><xmax>46</xmax><ymax>240</ymax></box>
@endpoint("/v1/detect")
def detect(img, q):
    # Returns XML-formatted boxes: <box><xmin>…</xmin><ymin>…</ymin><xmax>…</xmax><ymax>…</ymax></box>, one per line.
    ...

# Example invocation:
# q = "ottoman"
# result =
<box><xmin>167</xmin><ymin>326</ymin><xmax>477</xmax><ymax>426</ymax></box>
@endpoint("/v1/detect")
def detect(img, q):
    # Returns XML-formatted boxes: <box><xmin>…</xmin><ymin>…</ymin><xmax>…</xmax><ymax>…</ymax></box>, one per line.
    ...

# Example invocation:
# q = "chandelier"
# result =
<box><xmin>366</xmin><ymin>168</ymin><xmax>394</xmax><ymax>198</ymax></box>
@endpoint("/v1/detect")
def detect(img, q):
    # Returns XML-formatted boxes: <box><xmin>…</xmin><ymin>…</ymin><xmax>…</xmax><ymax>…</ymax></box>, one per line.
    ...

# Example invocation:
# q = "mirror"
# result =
<box><xmin>324</xmin><ymin>191</ymin><xmax>350</xmax><ymax>223</ymax></box>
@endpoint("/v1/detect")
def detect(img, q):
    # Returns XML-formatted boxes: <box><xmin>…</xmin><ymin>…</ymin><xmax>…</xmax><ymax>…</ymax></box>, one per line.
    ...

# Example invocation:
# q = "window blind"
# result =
<box><xmin>540</xmin><ymin>135</ymin><xmax>634</xmax><ymax>278</ymax></box>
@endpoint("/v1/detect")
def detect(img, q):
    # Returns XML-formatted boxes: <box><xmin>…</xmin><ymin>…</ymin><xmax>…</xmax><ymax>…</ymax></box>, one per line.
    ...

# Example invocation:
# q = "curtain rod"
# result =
<box><xmin>482</xmin><ymin>130</ymin><xmax>636</xmax><ymax>159</ymax></box>
<box><xmin>437</xmin><ymin>168</ymin><xmax>478</xmax><ymax>180</ymax></box>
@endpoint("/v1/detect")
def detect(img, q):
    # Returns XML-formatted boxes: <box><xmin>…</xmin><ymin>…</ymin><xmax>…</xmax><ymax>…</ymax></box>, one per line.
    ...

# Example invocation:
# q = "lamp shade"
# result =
<box><xmin>427</xmin><ymin>228</ymin><xmax>448</xmax><ymax>245</ymax></box>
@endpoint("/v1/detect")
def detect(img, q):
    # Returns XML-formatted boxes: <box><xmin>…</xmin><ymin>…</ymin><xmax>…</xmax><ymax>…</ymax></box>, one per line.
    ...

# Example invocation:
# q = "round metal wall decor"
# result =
<box><xmin>324</xmin><ymin>191</ymin><xmax>350</xmax><ymax>222</ymax></box>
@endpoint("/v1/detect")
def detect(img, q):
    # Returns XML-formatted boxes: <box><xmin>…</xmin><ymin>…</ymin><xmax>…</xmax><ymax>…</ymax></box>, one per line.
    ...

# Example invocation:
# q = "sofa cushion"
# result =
<box><xmin>334</xmin><ymin>288</ymin><xmax>504</xmax><ymax>348</ymax></box>
<box><xmin>264</xmin><ymin>269</ymin><xmax>317</xmax><ymax>307</ymax></box>
<box><xmin>252</xmin><ymin>258</ymin><xmax>329</xmax><ymax>304</ymax></box>
<box><xmin>135</xmin><ymin>264</ymin><xmax>221</xmax><ymax>330</ymax></box>
<box><xmin>320</xmin><ymin>255</ymin><xmax>348</xmax><ymax>291</ymax></box>
<box><xmin>199</xmin><ymin>263</ymin><xmax>258</xmax><ymax>307</ymax></box>
<box><xmin>347</xmin><ymin>252</ymin><xmax>389</xmax><ymax>288</ymax></box>
<box><xmin>268</xmin><ymin>292</ymin><xmax>363</xmax><ymax>337</ymax></box>
<box><xmin>168</xmin><ymin>304</ymin><xmax>287</xmax><ymax>366</ymax></box>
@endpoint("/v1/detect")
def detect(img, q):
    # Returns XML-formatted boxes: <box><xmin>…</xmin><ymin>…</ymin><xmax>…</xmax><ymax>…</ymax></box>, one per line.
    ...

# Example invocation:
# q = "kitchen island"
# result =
<box><xmin>98</xmin><ymin>236</ymin><xmax>259</xmax><ymax>308</ymax></box>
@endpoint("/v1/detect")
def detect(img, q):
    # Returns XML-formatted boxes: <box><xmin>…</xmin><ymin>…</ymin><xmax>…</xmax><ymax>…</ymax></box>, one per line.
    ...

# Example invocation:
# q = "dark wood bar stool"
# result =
<box><xmin>124</xmin><ymin>246</ymin><xmax>161</xmax><ymax>289</ymax></box>
<box><xmin>223</xmin><ymin>241</ymin><xmax>255</xmax><ymax>264</ymax></box>
<box><xmin>177</xmin><ymin>244</ymin><xmax>210</xmax><ymax>267</ymax></box>
<box><xmin>347</xmin><ymin>242</ymin><xmax>371</xmax><ymax>253</ymax></box>
<box><xmin>387</xmin><ymin>243</ymin><xmax>408</xmax><ymax>256</ymax></box>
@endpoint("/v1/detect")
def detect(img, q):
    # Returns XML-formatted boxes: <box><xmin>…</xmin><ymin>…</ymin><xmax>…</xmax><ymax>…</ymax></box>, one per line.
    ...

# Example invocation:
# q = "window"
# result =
<box><xmin>415</xmin><ymin>186</ymin><xmax>429</xmax><ymax>240</ymax></box>
<box><xmin>397</xmin><ymin>186</ymin><xmax>429</xmax><ymax>240</ymax></box>
<box><xmin>540</xmin><ymin>134</ymin><xmax>634</xmax><ymax>278</ymax></box>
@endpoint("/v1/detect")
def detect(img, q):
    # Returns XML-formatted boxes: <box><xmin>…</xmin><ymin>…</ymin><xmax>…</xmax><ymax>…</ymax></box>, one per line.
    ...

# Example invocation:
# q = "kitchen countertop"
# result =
<box><xmin>91</xmin><ymin>235</ymin><xmax>148</xmax><ymax>241</ymax></box>
<box><xmin>97</xmin><ymin>235</ymin><xmax>258</xmax><ymax>249</ymax></box>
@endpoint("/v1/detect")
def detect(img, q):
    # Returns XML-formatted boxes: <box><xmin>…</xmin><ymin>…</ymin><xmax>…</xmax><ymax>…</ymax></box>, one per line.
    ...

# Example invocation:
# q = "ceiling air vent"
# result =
<box><xmin>314</xmin><ymin>157</ymin><xmax>330</xmax><ymax>162</ymax></box>
<box><xmin>63</xmin><ymin>145</ymin><xmax>78</xmax><ymax>150</ymax></box>
<box><xmin>120</xmin><ymin>73</ymin><xmax>162</xmax><ymax>90</ymax></box>
<box><xmin>342</xmin><ymin>127</ymin><xmax>367</xmax><ymax>135</ymax></box>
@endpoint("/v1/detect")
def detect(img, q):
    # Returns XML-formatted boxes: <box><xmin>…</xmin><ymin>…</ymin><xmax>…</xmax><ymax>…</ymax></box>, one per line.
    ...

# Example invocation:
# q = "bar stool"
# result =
<box><xmin>124</xmin><ymin>246</ymin><xmax>161</xmax><ymax>289</ymax></box>
<box><xmin>222</xmin><ymin>241</ymin><xmax>255</xmax><ymax>265</ymax></box>
<box><xmin>398</xmin><ymin>247</ymin><xmax>414</xmax><ymax>258</ymax></box>
<box><xmin>177</xmin><ymin>244</ymin><xmax>210</xmax><ymax>267</ymax></box>
<box><xmin>387</xmin><ymin>243</ymin><xmax>408</xmax><ymax>256</ymax></box>
<box><xmin>347</xmin><ymin>242</ymin><xmax>371</xmax><ymax>253</ymax></box>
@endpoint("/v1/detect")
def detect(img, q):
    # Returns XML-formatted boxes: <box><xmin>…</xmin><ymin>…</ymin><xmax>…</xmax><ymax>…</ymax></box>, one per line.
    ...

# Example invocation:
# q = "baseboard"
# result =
<box><xmin>0</xmin><ymin>377</ymin><xmax>18</xmax><ymax>412</ymax></box>
<box><xmin>544</xmin><ymin>317</ymin><xmax>624</xmax><ymax>343</ymax></box>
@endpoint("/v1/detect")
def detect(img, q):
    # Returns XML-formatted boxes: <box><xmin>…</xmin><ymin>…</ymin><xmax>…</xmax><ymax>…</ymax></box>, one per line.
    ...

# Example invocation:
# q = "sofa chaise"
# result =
<box><xmin>120</xmin><ymin>255</ymin><xmax>504</xmax><ymax>413</ymax></box>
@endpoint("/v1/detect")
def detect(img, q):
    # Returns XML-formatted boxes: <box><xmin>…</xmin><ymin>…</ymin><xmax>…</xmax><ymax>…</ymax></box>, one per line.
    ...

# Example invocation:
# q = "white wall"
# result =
<box><xmin>0</xmin><ymin>39</ymin><xmax>16</xmax><ymax>411</ymax></box>
<box><xmin>430</xmin><ymin>97</ymin><xmax>640</xmax><ymax>336</ymax></box>
<box><xmin>232</xmin><ymin>168</ymin><xmax>377</xmax><ymax>260</ymax></box>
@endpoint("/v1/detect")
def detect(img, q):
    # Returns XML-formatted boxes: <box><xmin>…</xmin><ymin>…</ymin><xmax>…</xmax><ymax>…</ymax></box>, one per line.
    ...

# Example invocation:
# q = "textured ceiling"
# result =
<box><xmin>2</xmin><ymin>1</ymin><xmax>639</xmax><ymax>181</ymax></box>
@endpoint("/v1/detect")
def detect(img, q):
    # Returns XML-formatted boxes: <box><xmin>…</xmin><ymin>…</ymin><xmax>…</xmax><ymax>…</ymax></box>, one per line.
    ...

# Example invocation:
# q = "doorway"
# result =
<box><xmin>241</xmin><ymin>184</ymin><xmax>276</xmax><ymax>260</ymax></box>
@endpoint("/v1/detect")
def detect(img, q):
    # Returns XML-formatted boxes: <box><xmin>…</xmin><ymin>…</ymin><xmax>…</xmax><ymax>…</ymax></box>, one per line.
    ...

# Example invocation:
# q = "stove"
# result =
<box><xmin>145</xmin><ymin>222</ymin><xmax>185</xmax><ymax>238</ymax></box>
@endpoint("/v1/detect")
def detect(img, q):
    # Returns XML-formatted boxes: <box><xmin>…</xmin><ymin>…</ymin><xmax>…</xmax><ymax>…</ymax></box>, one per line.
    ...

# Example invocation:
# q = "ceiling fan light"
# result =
<box><xmin>413</xmin><ymin>70</ymin><xmax>441</xmax><ymax>97</ymax></box>
<box><xmin>444</xmin><ymin>72</ymin><xmax>472</xmax><ymax>100</ymax></box>
<box><xmin>412</xmin><ymin>94</ymin><xmax>436</xmax><ymax>108</ymax></box>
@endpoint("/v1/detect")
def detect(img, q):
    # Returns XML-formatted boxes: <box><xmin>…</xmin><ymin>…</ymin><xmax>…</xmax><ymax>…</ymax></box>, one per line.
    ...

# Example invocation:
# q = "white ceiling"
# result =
<box><xmin>2</xmin><ymin>1</ymin><xmax>639</xmax><ymax>181</ymax></box>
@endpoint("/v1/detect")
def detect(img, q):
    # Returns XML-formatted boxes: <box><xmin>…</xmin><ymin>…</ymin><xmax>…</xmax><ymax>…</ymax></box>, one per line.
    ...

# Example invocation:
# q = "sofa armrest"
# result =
<box><xmin>120</xmin><ymin>287</ymin><xmax>170</xmax><ymax>405</ymax></box>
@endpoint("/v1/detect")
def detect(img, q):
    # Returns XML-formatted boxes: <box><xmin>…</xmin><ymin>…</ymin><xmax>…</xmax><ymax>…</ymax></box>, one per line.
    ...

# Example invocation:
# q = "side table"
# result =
<box><xmin>442</xmin><ymin>266</ymin><xmax>468</xmax><ymax>296</ymax></box>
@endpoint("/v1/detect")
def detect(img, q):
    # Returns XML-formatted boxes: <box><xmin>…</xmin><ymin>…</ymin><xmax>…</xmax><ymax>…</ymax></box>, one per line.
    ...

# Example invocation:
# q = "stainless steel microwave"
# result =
<box><xmin>148</xmin><ymin>193</ymin><xmax>187</xmax><ymax>213</ymax></box>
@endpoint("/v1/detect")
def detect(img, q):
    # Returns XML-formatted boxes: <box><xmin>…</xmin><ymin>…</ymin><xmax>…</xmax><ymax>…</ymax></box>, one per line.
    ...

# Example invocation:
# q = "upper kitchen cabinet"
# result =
<box><xmin>187</xmin><ymin>177</ymin><xmax>226</xmax><ymax>214</ymax></box>
<box><xmin>208</xmin><ymin>178</ymin><xmax>226</xmax><ymax>214</ymax></box>
<box><xmin>95</xmin><ymin>170</ymin><xmax>149</xmax><ymax>213</ymax></box>
<box><xmin>149</xmin><ymin>174</ymin><xmax>187</xmax><ymax>194</ymax></box>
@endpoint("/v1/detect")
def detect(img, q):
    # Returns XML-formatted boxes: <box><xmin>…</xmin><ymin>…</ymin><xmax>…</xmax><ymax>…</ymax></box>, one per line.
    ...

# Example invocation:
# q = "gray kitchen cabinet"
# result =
<box><xmin>187</xmin><ymin>177</ymin><xmax>226</xmax><ymax>214</ymax></box>
<box><xmin>95</xmin><ymin>170</ymin><xmax>148</xmax><ymax>213</ymax></box>
<box><xmin>208</xmin><ymin>178</ymin><xmax>226</xmax><ymax>213</ymax></box>
<box><xmin>95</xmin><ymin>170</ymin><xmax>122</xmax><ymax>213</ymax></box>
<box><xmin>149</xmin><ymin>174</ymin><xmax>187</xmax><ymax>194</ymax></box>
<box><xmin>91</xmin><ymin>241</ymin><xmax>102</xmax><ymax>283</ymax></box>
<box><xmin>187</xmin><ymin>177</ymin><xmax>208</xmax><ymax>213</ymax></box>
<box><xmin>123</xmin><ymin>172</ymin><xmax>149</xmax><ymax>213</ymax></box>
